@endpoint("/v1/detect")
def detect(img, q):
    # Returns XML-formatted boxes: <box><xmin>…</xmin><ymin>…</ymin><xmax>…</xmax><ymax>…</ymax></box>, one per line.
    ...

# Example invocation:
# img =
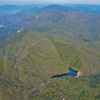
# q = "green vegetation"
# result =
<box><xmin>48</xmin><ymin>36</ymin><xmax>82</xmax><ymax>70</ymax></box>
<box><xmin>0</xmin><ymin>29</ymin><xmax>100</xmax><ymax>100</ymax></box>
<box><xmin>0</xmin><ymin>58</ymin><xmax>4</xmax><ymax>75</ymax></box>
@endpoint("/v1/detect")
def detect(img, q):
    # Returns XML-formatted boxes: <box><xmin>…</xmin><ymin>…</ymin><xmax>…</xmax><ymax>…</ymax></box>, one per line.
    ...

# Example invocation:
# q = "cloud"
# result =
<box><xmin>1</xmin><ymin>0</ymin><xmax>100</xmax><ymax>5</ymax></box>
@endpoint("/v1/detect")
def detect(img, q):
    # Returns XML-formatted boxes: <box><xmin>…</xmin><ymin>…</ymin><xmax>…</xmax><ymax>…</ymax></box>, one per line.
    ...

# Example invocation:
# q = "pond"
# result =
<box><xmin>51</xmin><ymin>67</ymin><xmax>78</xmax><ymax>78</ymax></box>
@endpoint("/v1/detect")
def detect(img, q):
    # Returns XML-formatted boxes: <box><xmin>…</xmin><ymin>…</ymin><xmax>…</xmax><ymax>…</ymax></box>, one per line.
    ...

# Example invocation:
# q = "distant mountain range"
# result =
<box><xmin>0</xmin><ymin>4</ymin><xmax>100</xmax><ymax>42</ymax></box>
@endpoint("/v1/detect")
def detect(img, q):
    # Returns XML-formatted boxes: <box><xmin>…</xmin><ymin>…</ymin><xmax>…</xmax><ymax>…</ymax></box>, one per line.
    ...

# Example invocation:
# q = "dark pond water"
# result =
<box><xmin>51</xmin><ymin>67</ymin><xmax>78</xmax><ymax>78</ymax></box>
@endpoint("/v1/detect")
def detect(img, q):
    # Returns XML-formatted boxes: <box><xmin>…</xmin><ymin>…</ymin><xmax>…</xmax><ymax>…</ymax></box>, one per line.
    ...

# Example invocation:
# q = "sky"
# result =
<box><xmin>1</xmin><ymin>0</ymin><xmax>100</xmax><ymax>5</ymax></box>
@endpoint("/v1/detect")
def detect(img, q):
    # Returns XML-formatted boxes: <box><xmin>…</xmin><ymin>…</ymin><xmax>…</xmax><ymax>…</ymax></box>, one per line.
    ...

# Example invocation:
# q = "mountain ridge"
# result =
<box><xmin>0</xmin><ymin>4</ymin><xmax>100</xmax><ymax>42</ymax></box>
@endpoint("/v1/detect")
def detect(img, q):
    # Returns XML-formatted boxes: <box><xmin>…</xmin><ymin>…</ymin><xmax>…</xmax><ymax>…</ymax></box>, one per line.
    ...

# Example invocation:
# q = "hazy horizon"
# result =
<box><xmin>1</xmin><ymin>0</ymin><xmax>100</xmax><ymax>6</ymax></box>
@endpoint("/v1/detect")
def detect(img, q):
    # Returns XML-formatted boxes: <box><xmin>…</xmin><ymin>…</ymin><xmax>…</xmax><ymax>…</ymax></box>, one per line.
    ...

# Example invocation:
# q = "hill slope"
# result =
<box><xmin>0</xmin><ymin>29</ymin><xmax>100</xmax><ymax>100</ymax></box>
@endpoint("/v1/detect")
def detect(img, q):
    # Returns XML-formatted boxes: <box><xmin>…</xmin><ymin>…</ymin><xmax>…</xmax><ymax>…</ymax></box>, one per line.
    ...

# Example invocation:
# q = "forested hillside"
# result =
<box><xmin>0</xmin><ymin>4</ymin><xmax>100</xmax><ymax>100</ymax></box>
